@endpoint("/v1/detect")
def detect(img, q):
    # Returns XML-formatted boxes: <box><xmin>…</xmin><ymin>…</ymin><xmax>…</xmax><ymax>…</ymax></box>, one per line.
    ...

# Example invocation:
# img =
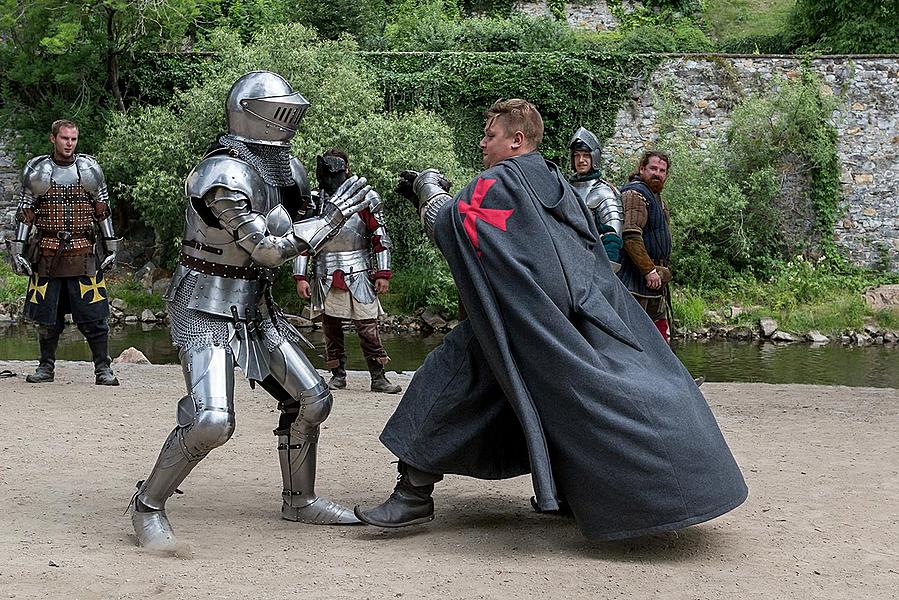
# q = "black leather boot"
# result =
<box><xmin>328</xmin><ymin>359</ymin><xmax>347</xmax><ymax>390</ymax></box>
<box><xmin>354</xmin><ymin>462</ymin><xmax>440</xmax><ymax>527</ymax></box>
<box><xmin>26</xmin><ymin>334</ymin><xmax>58</xmax><ymax>383</ymax></box>
<box><xmin>367</xmin><ymin>358</ymin><xmax>401</xmax><ymax>394</ymax></box>
<box><xmin>88</xmin><ymin>336</ymin><xmax>119</xmax><ymax>386</ymax></box>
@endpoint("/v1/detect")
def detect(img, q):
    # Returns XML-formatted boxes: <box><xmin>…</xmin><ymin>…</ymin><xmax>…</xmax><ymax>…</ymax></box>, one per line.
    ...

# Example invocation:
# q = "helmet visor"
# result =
<box><xmin>240</xmin><ymin>92</ymin><xmax>310</xmax><ymax>131</ymax></box>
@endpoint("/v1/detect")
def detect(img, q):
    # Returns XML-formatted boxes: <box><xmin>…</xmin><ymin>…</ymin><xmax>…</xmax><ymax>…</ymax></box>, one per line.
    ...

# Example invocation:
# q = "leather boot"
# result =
<box><xmin>327</xmin><ymin>359</ymin><xmax>346</xmax><ymax>390</ymax></box>
<box><xmin>354</xmin><ymin>462</ymin><xmax>440</xmax><ymax>527</ymax></box>
<box><xmin>88</xmin><ymin>336</ymin><xmax>119</xmax><ymax>386</ymax></box>
<box><xmin>367</xmin><ymin>358</ymin><xmax>401</xmax><ymax>394</ymax></box>
<box><xmin>26</xmin><ymin>333</ymin><xmax>58</xmax><ymax>383</ymax></box>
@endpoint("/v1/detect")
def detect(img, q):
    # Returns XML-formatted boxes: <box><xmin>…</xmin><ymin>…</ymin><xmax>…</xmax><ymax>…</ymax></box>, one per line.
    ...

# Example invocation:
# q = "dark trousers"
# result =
<box><xmin>37</xmin><ymin>282</ymin><xmax>110</xmax><ymax>352</ymax></box>
<box><xmin>322</xmin><ymin>314</ymin><xmax>388</xmax><ymax>369</ymax></box>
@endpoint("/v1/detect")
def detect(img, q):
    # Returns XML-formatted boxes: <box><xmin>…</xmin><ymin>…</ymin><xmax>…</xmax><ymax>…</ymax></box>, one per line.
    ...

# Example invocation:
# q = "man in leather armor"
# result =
<box><xmin>294</xmin><ymin>149</ymin><xmax>401</xmax><ymax>394</ymax></box>
<box><xmin>8</xmin><ymin>119</ymin><xmax>121</xmax><ymax>386</ymax></box>
<box><xmin>129</xmin><ymin>71</ymin><xmax>372</xmax><ymax>552</ymax></box>
<box><xmin>616</xmin><ymin>151</ymin><xmax>674</xmax><ymax>343</ymax></box>
<box><xmin>568</xmin><ymin>127</ymin><xmax>623</xmax><ymax>271</ymax></box>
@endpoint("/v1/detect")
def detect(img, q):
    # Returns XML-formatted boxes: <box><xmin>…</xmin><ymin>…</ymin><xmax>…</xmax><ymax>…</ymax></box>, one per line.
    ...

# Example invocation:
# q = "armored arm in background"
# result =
<box><xmin>8</xmin><ymin>158</ymin><xmax>41</xmax><ymax>275</ymax></box>
<box><xmin>79</xmin><ymin>157</ymin><xmax>122</xmax><ymax>270</ymax></box>
<box><xmin>366</xmin><ymin>190</ymin><xmax>393</xmax><ymax>276</ymax></box>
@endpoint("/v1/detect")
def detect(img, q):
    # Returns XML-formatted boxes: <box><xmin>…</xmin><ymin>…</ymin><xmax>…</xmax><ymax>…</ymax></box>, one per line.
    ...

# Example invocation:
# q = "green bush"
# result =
<box><xmin>386</xmin><ymin>259</ymin><xmax>459</xmax><ymax>316</ymax></box>
<box><xmin>727</xmin><ymin>67</ymin><xmax>840</xmax><ymax>257</ymax></box>
<box><xmin>0</xmin><ymin>259</ymin><xmax>29</xmax><ymax>303</ymax></box>
<box><xmin>787</xmin><ymin>0</ymin><xmax>899</xmax><ymax>54</ymax></box>
<box><xmin>371</xmin><ymin>50</ymin><xmax>651</xmax><ymax>168</ymax></box>
<box><xmin>670</xmin><ymin>288</ymin><xmax>706</xmax><ymax>329</ymax></box>
<box><xmin>107</xmin><ymin>275</ymin><xmax>166</xmax><ymax>312</ymax></box>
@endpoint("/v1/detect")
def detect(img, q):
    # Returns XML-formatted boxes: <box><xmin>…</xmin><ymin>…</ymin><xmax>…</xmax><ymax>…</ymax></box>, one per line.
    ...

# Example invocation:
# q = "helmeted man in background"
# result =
<box><xmin>354</xmin><ymin>99</ymin><xmax>746</xmax><ymax>542</ymax></box>
<box><xmin>130</xmin><ymin>71</ymin><xmax>371</xmax><ymax>552</ymax></box>
<box><xmin>294</xmin><ymin>149</ymin><xmax>401</xmax><ymax>394</ymax></box>
<box><xmin>568</xmin><ymin>127</ymin><xmax>623</xmax><ymax>270</ymax></box>
<box><xmin>617</xmin><ymin>151</ymin><xmax>673</xmax><ymax>343</ymax></box>
<box><xmin>8</xmin><ymin>119</ymin><xmax>121</xmax><ymax>386</ymax></box>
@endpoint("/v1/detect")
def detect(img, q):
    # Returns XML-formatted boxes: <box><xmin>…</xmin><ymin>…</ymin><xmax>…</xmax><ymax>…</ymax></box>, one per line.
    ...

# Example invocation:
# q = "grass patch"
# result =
<box><xmin>702</xmin><ymin>0</ymin><xmax>795</xmax><ymax>44</ymax></box>
<box><xmin>106</xmin><ymin>275</ymin><xmax>166</xmax><ymax>313</ymax></box>
<box><xmin>0</xmin><ymin>259</ymin><xmax>29</xmax><ymax>303</ymax></box>
<box><xmin>671</xmin><ymin>288</ymin><xmax>707</xmax><ymax>329</ymax></box>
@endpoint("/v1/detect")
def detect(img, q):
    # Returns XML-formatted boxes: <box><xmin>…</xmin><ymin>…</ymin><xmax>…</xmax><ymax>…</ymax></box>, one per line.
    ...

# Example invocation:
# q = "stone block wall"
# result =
<box><xmin>0</xmin><ymin>136</ymin><xmax>18</xmax><ymax>231</ymax></box>
<box><xmin>514</xmin><ymin>1</ymin><xmax>627</xmax><ymax>31</ymax></box>
<box><xmin>602</xmin><ymin>56</ymin><xmax>899</xmax><ymax>272</ymax></box>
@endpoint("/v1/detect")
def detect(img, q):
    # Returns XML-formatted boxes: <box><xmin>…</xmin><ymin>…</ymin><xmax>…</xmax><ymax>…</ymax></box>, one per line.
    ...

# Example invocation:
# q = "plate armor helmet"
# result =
<box><xmin>569</xmin><ymin>127</ymin><xmax>602</xmax><ymax>173</ymax></box>
<box><xmin>226</xmin><ymin>71</ymin><xmax>310</xmax><ymax>147</ymax></box>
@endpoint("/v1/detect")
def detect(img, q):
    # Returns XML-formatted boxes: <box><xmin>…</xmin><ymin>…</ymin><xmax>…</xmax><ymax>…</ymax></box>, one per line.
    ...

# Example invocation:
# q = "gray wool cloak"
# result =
<box><xmin>381</xmin><ymin>151</ymin><xmax>747</xmax><ymax>541</ymax></box>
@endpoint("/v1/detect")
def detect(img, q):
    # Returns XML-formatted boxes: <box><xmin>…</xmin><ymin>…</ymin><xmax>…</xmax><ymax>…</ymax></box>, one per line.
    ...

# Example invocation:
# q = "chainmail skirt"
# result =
<box><xmin>168</xmin><ymin>270</ymin><xmax>302</xmax><ymax>356</ymax></box>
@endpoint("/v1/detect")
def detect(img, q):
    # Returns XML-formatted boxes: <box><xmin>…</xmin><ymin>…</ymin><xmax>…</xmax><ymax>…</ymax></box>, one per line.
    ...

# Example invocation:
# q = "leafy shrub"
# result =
<box><xmin>717</xmin><ymin>32</ymin><xmax>795</xmax><ymax>55</ymax></box>
<box><xmin>670</xmin><ymin>288</ymin><xmax>706</xmax><ymax>329</ymax></box>
<box><xmin>787</xmin><ymin>0</ymin><xmax>899</xmax><ymax>54</ymax></box>
<box><xmin>727</xmin><ymin>67</ymin><xmax>840</xmax><ymax>257</ymax></box>
<box><xmin>107</xmin><ymin>275</ymin><xmax>166</xmax><ymax>312</ymax></box>
<box><xmin>0</xmin><ymin>260</ymin><xmax>29</xmax><ymax>303</ymax></box>
<box><xmin>387</xmin><ymin>259</ymin><xmax>459</xmax><ymax>316</ymax></box>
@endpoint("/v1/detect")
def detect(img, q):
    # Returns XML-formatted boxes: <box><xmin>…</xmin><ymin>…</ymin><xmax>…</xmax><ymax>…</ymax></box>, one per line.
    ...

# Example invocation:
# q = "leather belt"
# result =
<box><xmin>179</xmin><ymin>253</ymin><xmax>258</xmax><ymax>280</ymax></box>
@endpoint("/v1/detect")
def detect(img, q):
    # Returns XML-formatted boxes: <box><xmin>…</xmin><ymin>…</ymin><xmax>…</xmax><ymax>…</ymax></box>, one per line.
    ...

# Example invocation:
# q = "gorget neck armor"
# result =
<box><xmin>217</xmin><ymin>134</ymin><xmax>295</xmax><ymax>187</ymax></box>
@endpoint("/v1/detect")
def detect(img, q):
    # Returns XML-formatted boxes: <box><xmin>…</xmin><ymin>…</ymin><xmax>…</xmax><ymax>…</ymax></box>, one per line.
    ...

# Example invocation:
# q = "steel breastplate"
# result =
<box><xmin>319</xmin><ymin>212</ymin><xmax>368</xmax><ymax>253</ymax></box>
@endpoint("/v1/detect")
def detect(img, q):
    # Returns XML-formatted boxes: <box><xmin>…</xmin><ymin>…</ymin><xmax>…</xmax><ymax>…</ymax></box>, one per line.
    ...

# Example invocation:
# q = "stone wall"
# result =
<box><xmin>514</xmin><ymin>1</ymin><xmax>636</xmax><ymax>31</ymax></box>
<box><xmin>602</xmin><ymin>56</ymin><xmax>899</xmax><ymax>272</ymax></box>
<box><xmin>0</xmin><ymin>136</ymin><xmax>18</xmax><ymax>230</ymax></box>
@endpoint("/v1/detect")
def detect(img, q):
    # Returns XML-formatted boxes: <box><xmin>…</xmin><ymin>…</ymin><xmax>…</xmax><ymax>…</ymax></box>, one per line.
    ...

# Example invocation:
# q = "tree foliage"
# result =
<box><xmin>787</xmin><ymin>0</ymin><xmax>899</xmax><ymax>54</ymax></box>
<box><xmin>0</xmin><ymin>0</ymin><xmax>204</xmax><ymax>158</ymax></box>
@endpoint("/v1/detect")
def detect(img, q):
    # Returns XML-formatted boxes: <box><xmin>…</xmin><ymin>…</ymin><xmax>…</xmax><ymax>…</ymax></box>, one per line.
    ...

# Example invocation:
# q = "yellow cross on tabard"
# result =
<box><xmin>27</xmin><ymin>274</ymin><xmax>48</xmax><ymax>304</ymax></box>
<box><xmin>79</xmin><ymin>275</ymin><xmax>107</xmax><ymax>304</ymax></box>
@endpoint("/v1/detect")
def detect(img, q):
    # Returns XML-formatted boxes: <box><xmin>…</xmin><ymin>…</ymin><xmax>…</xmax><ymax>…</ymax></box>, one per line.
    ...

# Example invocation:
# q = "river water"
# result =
<box><xmin>0</xmin><ymin>323</ymin><xmax>896</xmax><ymax>388</ymax></box>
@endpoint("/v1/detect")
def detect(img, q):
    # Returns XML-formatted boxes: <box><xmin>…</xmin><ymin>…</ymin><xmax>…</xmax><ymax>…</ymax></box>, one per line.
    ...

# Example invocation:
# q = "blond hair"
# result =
<box><xmin>51</xmin><ymin>119</ymin><xmax>78</xmax><ymax>136</ymax></box>
<box><xmin>485</xmin><ymin>99</ymin><xmax>543</xmax><ymax>147</ymax></box>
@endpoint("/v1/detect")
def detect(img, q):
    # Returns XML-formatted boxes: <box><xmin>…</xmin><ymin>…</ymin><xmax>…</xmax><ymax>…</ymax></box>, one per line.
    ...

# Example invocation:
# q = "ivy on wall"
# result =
<box><xmin>364</xmin><ymin>50</ymin><xmax>659</xmax><ymax>169</ymax></box>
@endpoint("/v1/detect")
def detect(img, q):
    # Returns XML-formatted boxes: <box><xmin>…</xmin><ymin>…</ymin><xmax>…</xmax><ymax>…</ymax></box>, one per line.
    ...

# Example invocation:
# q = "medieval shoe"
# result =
<box><xmin>367</xmin><ymin>359</ymin><xmax>401</xmax><ymax>394</ymax></box>
<box><xmin>327</xmin><ymin>371</ymin><xmax>347</xmax><ymax>390</ymax></box>
<box><xmin>131</xmin><ymin>497</ymin><xmax>177</xmax><ymax>552</ymax></box>
<box><xmin>26</xmin><ymin>367</ymin><xmax>54</xmax><ymax>383</ymax></box>
<box><xmin>530</xmin><ymin>496</ymin><xmax>572</xmax><ymax>516</ymax></box>
<box><xmin>96</xmin><ymin>368</ymin><xmax>120</xmax><ymax>386</ymax></box>
<box><xmin>370</xmin><ymin>374</ymin><xmax>402</xmax><ymax>394</ymax></box>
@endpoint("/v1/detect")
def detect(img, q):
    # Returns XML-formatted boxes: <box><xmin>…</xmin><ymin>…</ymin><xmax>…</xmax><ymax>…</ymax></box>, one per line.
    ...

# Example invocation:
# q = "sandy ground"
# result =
<box><xmin>0</xmin><ymin>359</ymin><xmax>896</xmax><ymax>600</ymax></box>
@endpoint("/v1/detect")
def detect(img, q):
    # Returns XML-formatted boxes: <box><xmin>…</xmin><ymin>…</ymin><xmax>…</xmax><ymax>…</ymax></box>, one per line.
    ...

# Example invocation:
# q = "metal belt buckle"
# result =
<box><xmin>56</xmin><ymin>231</ymin><xmax>73</xmax><ymax>241</ymax></box>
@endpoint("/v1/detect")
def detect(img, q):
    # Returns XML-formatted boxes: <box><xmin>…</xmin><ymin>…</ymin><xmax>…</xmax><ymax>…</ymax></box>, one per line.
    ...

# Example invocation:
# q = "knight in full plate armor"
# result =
<box><xmin>568</xmin><ymin>127</ymin><xmax>623</xmax><ymax>271</ymax></box>
<box><xmin>294</xmin><ymin>149</ymin><xmax>401</xmax><ymax>394</ymax></box>
<box><xmin>7</xmin><ymin>119</ymin><xmax>122</xmax><ymax>386</ymax></box>
<box><xmin>129</xmin><ymin>71</ymin><xmax>372</xmax><ymax>551</ymax></box>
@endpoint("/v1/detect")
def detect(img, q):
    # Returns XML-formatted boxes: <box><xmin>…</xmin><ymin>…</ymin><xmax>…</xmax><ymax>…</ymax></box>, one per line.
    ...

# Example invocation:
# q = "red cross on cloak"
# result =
<box><xmin>458</xmin><ymin>178</ymin><xmax>514</xmax><ymax>254</ymax></box>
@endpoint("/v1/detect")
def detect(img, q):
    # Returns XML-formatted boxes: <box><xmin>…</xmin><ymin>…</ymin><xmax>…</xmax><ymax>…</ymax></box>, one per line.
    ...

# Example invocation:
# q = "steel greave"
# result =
<box><xmin>277</xmin><ymin>424</ymin><xmax>358</xmax><ymax>525</ymax></box>
<box><xmin>137</xmin><ymin>346</ymin><xmax>235</xmax><ymax>511</ymax></box>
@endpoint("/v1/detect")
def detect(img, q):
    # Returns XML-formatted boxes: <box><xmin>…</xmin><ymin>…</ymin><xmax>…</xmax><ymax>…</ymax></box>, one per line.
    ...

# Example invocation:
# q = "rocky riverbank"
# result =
<box><xmin>2</xmin><ymin>282</ymin><xmax>897</xmax><ymax>347</ymax></box>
